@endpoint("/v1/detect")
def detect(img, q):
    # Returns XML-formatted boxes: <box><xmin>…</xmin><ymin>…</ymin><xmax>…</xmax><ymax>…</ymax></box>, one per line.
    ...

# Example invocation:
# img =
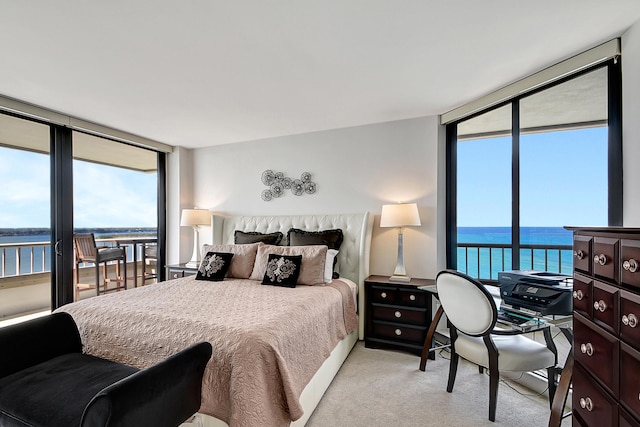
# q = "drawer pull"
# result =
<box><xmin>593</xmin><ymin>300</ymin><xmax>607</xmax><ymax>312</ymax></box>
<box><xmin>573</xmin><ymin>290</ymin><xmax>584</xmax><ymax>301</ymax></box>
<box><xmin>394</xmin><ymin>311</ymin><xmax>402</xmax><ymax>318</ymax></box>
<box><xmin>594</xmin><ymin>254</ymin><xmax>607</xmax><ymax>265</ymax></box>
<box><xmin>394</xmin><ymin>329</ymin><xmax>402</xmax><ymax>336</ymax></box>
<box><xmin>381</xmin><ymin>292</ymin><xmax>387</xmax><ymax>299</ymax></box>
<box><xmin>579</xmin><ymin>397</ymin><xmax>594</xmax><ymax>412</ymax></box>
<box><xmin>623</xmin><ymin>259</ymin><xmax>639</xmax><ymax>273</ymax></box>
<box><xmin>574</xmin><ymin>249</ymin><xmax>585</xmax><ymax>260</ymax></box>
<box><xmin>409</xmin><ymin>294</ymin><xmax>416</xmax><ymax>301</ymax></box>
<box><xmin>580</xmin><ymin>343</ymin><xmax>594</xmax><ymax>356</ymax></box>
<box><xmin>623</xmin><ymin>313</ymin><xmax>638</xmax><ymax>328</ymax></box>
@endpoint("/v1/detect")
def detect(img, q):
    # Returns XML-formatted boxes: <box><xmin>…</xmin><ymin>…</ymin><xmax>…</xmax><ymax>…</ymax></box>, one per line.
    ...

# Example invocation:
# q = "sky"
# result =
<box><xmin>0</xmin><ymin>126</ymin><xmax>608</xmax><ymax>229</ymax></box>
<box><xmin>456</xmin><ymin>126</ymin><xmax>608</xmax><ymax>227</ymax></box>
<box><xmin>0</xmin><ymin>146</ymin><xmax>157</xmax><ymax>228</ymax></box>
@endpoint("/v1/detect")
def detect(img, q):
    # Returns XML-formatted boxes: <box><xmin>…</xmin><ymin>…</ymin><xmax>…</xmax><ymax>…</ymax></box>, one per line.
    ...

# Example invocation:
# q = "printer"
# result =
<box><xmin>497</xmin><ymin>270</ymin><xmax>573</xmax><ymax>316</ymax></box>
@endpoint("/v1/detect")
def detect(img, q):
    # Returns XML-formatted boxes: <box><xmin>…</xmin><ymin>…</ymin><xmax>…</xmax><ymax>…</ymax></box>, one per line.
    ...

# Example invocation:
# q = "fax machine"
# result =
<box><xmin>498</xmin><ymin>270</ymin><xmax>573</xmax><ymax>316</ymax></box>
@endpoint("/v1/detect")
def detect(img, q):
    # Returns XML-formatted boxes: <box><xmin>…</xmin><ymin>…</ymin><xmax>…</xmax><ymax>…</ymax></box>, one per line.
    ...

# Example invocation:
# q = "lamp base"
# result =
<box><xmin>389</xmin><ymin>275</ymin><xmax>411</xmax><ymax>283</ymax></box>
<box><xmin>185</xmin><ymin>261</ymin><xmax>200</xmax><ymax>268</ymax></box>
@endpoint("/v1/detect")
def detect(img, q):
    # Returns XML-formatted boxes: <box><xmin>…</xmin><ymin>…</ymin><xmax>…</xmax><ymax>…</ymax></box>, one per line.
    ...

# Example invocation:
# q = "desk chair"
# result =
<box><xmin>74</xmin><ymin>233</ymin><xmax>127</xmax><ymax>298</ymax></box>
<box><xmin>436</xmin><ymin>270</ymin><xmax>558</xmax><ymax>422</ymax></box>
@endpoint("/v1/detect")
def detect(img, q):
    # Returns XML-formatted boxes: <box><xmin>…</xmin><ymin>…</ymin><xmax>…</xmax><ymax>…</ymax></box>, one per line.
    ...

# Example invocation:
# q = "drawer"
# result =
<box><xmin>574</xmin><ymin>273</ymin><xmax>593</xmax><ymax>319</ymax></box>
<box><xmin>593</xmin><ymin>280</ymin><xmax>619</xmax><ymax>335</ymax></box>
<box><xmin>574</xmin><ymin>313</ymin><xmax>619</xmax><ymax>395</ymax></box>
<box><xmin>370</xmin><ymin>285</ymin><xmax>398</xmax><ymax>304</ymax></box>
<box><xmin>168</xmin><ymin>269</ymin><xmax>184</xmax><ymax>279</ymax></box>
<box><xmin>371</xmin><ymin>321</ymin><xmax>426</xmax><ymax>344</ymax></box>
<box><xmin>593</xmin><ymin>237</ymin><xmax>619</xmax><ymax>283</ymax></box>
<box><xmin>621</xmin><ymin>407</ymin><xmax>640</xmax><ymax>427</ymax></box>
<box><xmin>620</xmin><ymin>290</ymin><xmax>640</xmax><ymax>351</ymax></box>
<box><xmin>574</xmin><ymin>235</ymin><xmax>593</xmax><ymax>275</ymax></box>
<box><xmin>573</xmin><ymin>363</ymin><xmax>619</xmax><ymax>427</ymax></box>
<box><xmin>621</xmin><ymin>342</ymin><xmax>640</xmax><ymax>423</ymax></box>
<box><xmin>621</xmin><ymin>239</ymin><xmax>640</xmax><ymax>291</ymax></box>
<box><xmin>371</xmin><ymin>304</ymin><xmax>427</xmax><ymax>326</ymax></box>
<box><xmin>398</xmin><ymin>288</ymin><xmax>428</xmax><ymax>307</ymax></box>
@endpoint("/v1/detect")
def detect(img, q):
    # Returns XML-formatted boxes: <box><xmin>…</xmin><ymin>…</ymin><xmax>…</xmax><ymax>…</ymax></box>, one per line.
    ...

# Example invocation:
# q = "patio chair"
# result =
<box><xmin>74</xmin><ymin>233</ymin><xmax>127</xmax><ymax>298</ymax></box>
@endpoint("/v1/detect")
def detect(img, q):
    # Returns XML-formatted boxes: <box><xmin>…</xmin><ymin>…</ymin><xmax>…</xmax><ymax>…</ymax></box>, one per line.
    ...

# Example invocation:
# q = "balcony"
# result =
<box><xmin>0</xmin><ymin>238</ymin><xmax>157</xmax><ymax>322</ymax></box>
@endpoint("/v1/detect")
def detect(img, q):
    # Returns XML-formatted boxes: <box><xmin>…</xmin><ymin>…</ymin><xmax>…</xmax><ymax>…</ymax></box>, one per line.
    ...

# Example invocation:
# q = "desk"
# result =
<box><xmin>418</xmin><ymin>285</ymin><xmax>573</xmax><ymax>426</ymax></box>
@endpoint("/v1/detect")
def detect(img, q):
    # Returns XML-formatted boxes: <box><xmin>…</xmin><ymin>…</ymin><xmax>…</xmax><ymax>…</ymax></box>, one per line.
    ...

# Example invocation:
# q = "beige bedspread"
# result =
<box><xmin>56</xmin><ymin>276</ymin><xmax>357</xmax><ymax>427</ymax></box>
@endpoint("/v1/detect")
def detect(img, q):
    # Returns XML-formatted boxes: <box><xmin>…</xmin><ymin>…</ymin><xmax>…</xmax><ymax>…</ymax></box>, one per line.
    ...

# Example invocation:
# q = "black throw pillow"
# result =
<box><xmin>287</xmin><ymin>228</ymin><xmax>344</xmax><ymax>249</ymax></box>
<box><xmin>234</xmin><ymin>230</ymin><xmax>283</xmax><ymax>245</ymax></box>
<box><xmin>261</xmin><ymin>254</ymin><xmax>302</xmax><ymax>288</ymax></box>
<box><xmin>288</xmin><ymin>228</ymin><xmax>344</xmax><ymax>278</ymax></box>
<box><xmin>196</xmin><ymin>252</ymin><xmax>234</xmax><ymax>281</ymax></box>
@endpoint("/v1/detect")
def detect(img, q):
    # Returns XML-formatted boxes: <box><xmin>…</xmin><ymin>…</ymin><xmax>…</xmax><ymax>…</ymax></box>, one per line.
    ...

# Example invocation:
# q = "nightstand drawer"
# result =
<box><xmin>370</xmin><ymin>285</ymin><xmax>398</xmax><ymax>304</ymax></box>
<box><xmin>398</xmin><ymin>288</ymin><xmax>428</xmax><ymax>307</ymax></box>
<box><xmin>371</xmin><ymin>304</ymin><xmax>427</xmax><ymax>326</ymax></box>
<box><xmin>372</xmin><ymin>321</ymin><xmax>426</xmax><ymax>344</ymax></box>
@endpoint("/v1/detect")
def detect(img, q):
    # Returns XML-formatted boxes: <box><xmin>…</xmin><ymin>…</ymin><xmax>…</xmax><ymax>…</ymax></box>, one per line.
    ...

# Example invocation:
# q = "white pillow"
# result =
<box><xmin>325</xmin><ymin>249</ymin><xmax>339</xmax><ymax>283</ymax></box>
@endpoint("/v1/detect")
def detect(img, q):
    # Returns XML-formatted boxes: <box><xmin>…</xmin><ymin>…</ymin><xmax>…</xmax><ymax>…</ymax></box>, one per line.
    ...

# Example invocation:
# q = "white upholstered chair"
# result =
<box><xmin>436</xmin><ymin>270</ymin><xmax>558</xmax><ymax>422</ymax></box>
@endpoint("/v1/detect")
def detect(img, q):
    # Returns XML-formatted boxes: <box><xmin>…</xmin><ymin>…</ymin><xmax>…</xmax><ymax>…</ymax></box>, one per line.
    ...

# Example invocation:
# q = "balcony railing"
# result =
<box><xmin>0</xmin><ymin>239</ymin><xmax>152</xmax><ymax>278</ymax></box>
<box><xmin>457</xmin><ymin>242</ymin><xmax>573</xmax><ymax>282</ymax></box>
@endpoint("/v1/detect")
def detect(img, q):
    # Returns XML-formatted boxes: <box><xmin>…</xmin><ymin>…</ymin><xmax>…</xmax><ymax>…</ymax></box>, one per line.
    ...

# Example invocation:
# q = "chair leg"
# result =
<box><xmin>95</xmin><ymin>263</ymin><xmax>101</xmax><ymax>296</ymax></box>
<box><xmin>446</xmin><ymin>352</ymin><xmax>459</xmax><ymax>393</ymax></box>
<box><xmin>547</xmin><ymin>366</ymin><xmax>557</xmax><ymax>408</ymax></box>
<box><xmin>488</xmin><ymin>361</ymin><xmax>499</xmax><ymax>422</ymax></box>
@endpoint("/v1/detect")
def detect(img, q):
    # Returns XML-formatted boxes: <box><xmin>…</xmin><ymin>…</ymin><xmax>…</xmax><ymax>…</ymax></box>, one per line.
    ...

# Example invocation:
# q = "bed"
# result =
<box><xmin>57</xmin><ymin>212</ymin><xmax>373</xmax><ymax>427</ymax></box>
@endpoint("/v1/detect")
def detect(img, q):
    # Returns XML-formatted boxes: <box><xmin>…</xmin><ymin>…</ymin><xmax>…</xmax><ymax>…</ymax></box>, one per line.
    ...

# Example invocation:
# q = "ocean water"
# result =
<box><xmin>457</xmin><ymin>226</ymin><xmax>573</xmax><ymax>280</ymax></box>
<box><xmin>0</xmin><ymin>228</ymin><xmax>156</xmax><ymax>276</ymax></box>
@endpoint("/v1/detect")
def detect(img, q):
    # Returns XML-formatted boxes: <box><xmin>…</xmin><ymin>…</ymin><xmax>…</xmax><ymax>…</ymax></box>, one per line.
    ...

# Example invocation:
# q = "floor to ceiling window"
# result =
<box><xmin>0</xmin><ymin>113</ymin><xmax>52</xmax><ymax>320</ymax></box>
<box><xmin>0</xmin><ymin>109</ymin><xmax>166</xmax><ymax>323</ymax></box>
<box><xmin>448</xmin><ymin>58</ymin><xmax>621</xmax><ymax>282</ymax></box>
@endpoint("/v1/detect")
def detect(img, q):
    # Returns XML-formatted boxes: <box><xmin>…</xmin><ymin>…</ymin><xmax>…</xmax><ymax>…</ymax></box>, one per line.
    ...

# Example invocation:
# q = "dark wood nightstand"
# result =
<box><xmin>166</xmin><ymin>263</ymin><xmax>199</xmax><ymax>279</ymax></box>
<box><xmin>364</xmin><ymin>275</ymin><xmax>435</xmax><ymax>356</ymax></box>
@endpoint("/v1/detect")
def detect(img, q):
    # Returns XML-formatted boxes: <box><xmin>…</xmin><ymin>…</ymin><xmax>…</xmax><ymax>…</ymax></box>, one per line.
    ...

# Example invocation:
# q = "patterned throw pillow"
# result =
<box><xmin>261</xmin><ymin>254</ymin><xmax>302</xmax><ymax>288</ymax></box>
<box><xmin>196</xmin><ymin>252</ymin><xmax>234</xmax><ymax>281</ymax></box>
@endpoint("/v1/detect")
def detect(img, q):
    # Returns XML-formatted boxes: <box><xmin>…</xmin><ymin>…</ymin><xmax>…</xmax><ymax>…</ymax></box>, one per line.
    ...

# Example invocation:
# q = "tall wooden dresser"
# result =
<box><xmin>568</xmin><ymin>227</ymin><xmax>640</xmax><ymax>427</ymax></box>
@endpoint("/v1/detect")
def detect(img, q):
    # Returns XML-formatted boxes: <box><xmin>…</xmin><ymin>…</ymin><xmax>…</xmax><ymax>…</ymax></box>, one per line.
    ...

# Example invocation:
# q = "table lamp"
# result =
<box><xmin>181</xmin><ymin>208</ymin><xmax>210</xmax><ymax>268</ymax></box>
<box><xmin>380</xmin><ymin>203</ymin><xmax>421</xmax><ymax>282</ymax></box>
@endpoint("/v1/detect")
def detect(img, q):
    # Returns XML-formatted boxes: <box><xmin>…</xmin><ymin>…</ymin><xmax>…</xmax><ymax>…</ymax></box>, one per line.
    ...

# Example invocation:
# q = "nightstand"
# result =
<box><xmin>364</xmin><ymin>275</ymin><xmax>435</xmax><ymax>356</ymax></box>
<box><xmin>166</xmin><ymin>263</ymin><xmax>199</xmax><ymax>279</ymax></box>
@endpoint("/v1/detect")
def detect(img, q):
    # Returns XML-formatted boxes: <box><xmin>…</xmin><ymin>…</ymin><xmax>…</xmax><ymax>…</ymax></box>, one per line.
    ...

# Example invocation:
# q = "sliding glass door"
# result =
<box><xmin>0</xmin><ymin>110</ymin><xmax>165</xmax><ymax>323</ymax></box>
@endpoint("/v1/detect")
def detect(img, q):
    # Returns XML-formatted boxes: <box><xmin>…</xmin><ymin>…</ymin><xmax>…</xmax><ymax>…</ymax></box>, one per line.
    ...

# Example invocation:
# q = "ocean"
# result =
<box><xmin>0</xmin><ymin>228</ymin><xmax>156</xmax><ymax>276</ymax></box>
<box><xmin>457</xmin><ymin>226</ymin><xmax>574</xmax><ymax>280</ymax></box>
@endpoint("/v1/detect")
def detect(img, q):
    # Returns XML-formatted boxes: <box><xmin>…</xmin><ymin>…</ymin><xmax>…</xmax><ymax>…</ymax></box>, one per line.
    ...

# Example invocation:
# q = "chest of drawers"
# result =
<box><xmin>364</xmin><ymin>275</ymin><xmax>434</xmax><ymax>355</ymax></box>
<box><xmin>568</xmin><ymin>227</ymin><xmax>640</xmax><ymax>427</ymax></box>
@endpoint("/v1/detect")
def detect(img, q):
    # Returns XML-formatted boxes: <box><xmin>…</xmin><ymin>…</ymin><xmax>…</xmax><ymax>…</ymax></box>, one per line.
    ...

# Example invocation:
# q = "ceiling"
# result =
<box><xmin>1</xmin><ymin>1</ymin><xmax>640</xmax><ymax>149</ymax></box>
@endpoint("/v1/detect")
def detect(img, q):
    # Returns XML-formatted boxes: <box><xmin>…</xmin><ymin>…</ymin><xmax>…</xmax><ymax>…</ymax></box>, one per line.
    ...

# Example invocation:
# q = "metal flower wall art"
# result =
<box><xmin>261</xmin><ymin>170</ymin><xmax>316</xmax><ymax>201</ymax></box>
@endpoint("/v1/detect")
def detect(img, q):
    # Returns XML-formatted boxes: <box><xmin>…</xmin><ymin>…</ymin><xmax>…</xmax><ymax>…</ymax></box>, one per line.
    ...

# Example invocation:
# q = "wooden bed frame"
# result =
<box><xmin>184</xmin><ymin>212</ymin><xmax>373</xmax><ymax>427</ymax></box>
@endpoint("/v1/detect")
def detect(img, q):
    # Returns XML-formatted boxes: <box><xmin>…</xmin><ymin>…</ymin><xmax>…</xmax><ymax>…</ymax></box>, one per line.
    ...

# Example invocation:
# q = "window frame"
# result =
<box><xmin>445</xmin><ymin>58</ymin><xmax>622</xmax><ymax>274</ymax></box>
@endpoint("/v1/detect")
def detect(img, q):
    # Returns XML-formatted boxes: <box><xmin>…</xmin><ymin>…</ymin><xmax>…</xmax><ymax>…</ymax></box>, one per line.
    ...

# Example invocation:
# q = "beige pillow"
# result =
<box><xmin>201</xmin><ymin>243</ymin><xmax>260</xmax><ymax>279</ymax></box>
<box><xmin>250</xmin><ymin>244</ymin><xmax>328</xmax><ymax>285</ymax></box>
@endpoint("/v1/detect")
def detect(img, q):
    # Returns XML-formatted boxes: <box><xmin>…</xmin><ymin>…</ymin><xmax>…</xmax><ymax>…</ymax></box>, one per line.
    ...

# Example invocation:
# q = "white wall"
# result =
<box><xmin>623</xmin><ymin>19</ymin><xmax>640</xmax><ymax>225</ymax></box>
<box><xmin>177</xmin><ymin>116</ymin><xmax>440</xmax><ymax>280</ymax></box>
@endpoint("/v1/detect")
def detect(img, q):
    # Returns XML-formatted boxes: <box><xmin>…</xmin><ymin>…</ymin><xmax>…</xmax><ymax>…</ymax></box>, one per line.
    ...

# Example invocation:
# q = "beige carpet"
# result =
<box><xmin>306</xmin><ymin>342</ymin><xmax>571</xmax><ymax>427</ymax></box>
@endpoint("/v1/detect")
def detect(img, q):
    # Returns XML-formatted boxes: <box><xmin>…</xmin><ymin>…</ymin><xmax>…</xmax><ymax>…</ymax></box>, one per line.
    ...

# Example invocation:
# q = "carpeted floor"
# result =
<box><xmin>307</xmin><ymin>342</ymin><xmax>571</xmax><ymax>427</ymax></box>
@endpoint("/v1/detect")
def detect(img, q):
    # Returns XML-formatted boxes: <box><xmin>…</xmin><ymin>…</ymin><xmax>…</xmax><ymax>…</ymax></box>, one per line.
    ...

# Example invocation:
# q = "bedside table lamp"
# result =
<box><xmin>380</xmin><ymin>203</ymin><xmax>421</xmax><ymax>282</ymax></box>
<box><xmin>181</xmin><ymin>208</ymin><xmax>210</xmax><ymax>268</ymax></box>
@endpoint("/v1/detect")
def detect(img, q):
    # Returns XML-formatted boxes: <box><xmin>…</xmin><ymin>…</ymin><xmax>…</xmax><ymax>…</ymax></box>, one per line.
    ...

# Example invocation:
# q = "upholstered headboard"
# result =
<box><xmin>210</xmin><ymin>213</ymin><xmax>373</xmax><ymax>338</ymax></box>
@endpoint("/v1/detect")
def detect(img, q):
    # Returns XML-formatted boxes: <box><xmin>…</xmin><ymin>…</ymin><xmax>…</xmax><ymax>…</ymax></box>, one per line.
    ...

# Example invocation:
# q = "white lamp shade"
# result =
<box><xmin>180</xmin><ymin>208</ymin><xmax>210</xmax><ymax>227</ymax></box>
<box><xmin>380</xmin><ymin>203</ymin><xmax>421</xmax><ymax>228</ymax></box>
